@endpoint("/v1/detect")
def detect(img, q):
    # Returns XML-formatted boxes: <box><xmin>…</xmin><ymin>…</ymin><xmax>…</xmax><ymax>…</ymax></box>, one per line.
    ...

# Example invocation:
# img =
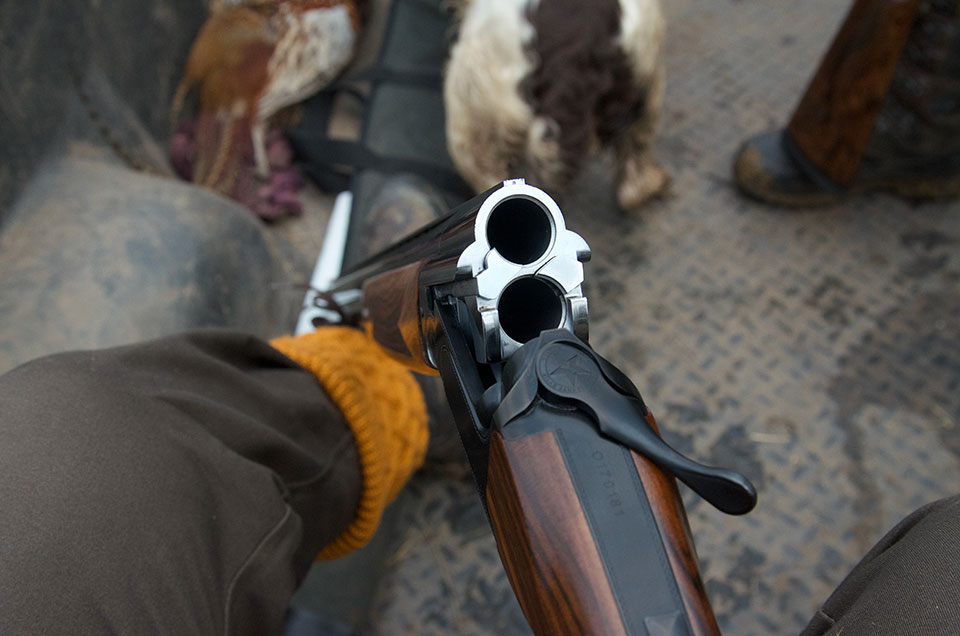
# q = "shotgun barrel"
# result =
<box><xmin>330</xmin><ymin>179</ymin><xmax>589</xmax><ymax>371</ymax></box>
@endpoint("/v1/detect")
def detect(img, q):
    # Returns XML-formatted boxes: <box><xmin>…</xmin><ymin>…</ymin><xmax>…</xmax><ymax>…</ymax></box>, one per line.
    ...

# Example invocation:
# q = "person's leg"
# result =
<box><xmin>0</xmin><ymin>330</ymin><xmax>361</xmax><ymax>636</ymax></box>
<box><xmin>734</xmin><ymin>0</ymin><xmax>960</xmax><ymax>206</ymax></box>
<box><xmin>801</xmin><ymin>495</ymin><xmax>960</xmax><ymax>635</ymax></box>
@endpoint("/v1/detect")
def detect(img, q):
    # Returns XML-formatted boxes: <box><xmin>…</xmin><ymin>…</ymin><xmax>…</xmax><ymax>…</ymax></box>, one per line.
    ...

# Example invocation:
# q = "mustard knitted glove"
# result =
<box><xmin>270</xmin><ymin>327</ymin><xmax>428</xmax><ymax>560</ymax></box>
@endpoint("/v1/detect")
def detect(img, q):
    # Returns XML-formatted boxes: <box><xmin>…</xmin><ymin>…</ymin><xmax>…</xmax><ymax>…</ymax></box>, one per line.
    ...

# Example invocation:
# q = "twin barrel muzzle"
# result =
<box><xmin>454</xmin><ymin>180</ymin><xmax>591</xmax><ymax>363</ymax></box>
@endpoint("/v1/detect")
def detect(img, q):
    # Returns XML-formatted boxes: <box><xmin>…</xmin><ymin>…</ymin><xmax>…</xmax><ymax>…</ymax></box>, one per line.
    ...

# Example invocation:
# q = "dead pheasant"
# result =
<box><xmin>171</xmin><ymin>0</ymin><xmax>363</xmax><ymax>217</ymax></box>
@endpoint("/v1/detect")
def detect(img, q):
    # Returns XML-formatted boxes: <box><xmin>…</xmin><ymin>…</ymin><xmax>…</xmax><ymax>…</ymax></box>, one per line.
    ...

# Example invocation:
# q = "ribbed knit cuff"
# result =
<box><xmin>271</xmin><ymin>327</ymin><xmax>428</xmax><ymax>559</ymax></box>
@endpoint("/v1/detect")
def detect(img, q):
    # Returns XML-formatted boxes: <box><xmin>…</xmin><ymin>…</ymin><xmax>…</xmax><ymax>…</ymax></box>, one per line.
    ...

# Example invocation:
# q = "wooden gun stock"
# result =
<box><xmin>485</xmin><ymin>413</ymin><xmax>719</xmax><ymax>636</ymax></box>
<box><xmin>786</xmin><ymin>0</ymin><xmax>923</xmax><ymax>185</ymax></box>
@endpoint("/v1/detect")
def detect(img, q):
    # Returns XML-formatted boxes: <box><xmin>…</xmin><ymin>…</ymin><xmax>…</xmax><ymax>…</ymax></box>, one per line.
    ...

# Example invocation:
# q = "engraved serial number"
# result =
<box><xmin>592</xmin><ymin>450</ymin><xmax>626</xmax><ymax>516</ymax></box>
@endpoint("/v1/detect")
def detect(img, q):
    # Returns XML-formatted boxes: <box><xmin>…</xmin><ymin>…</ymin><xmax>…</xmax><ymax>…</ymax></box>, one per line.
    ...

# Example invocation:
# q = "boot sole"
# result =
<box><xmin>738</xmin><ymin>171</ymin><xmax>960</xmax><ymax>208</ymax></box>
<box><xmin>885</xmin><ymin>171</ymin><xmax>960</xmax><ymax>202</ymax></box>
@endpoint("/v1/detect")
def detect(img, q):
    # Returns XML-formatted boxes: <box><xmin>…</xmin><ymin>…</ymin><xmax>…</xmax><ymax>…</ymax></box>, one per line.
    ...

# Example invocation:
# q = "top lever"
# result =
<box><xmin>489</xmin><ymin>330</ymin><xmax>757</xmax><ymax>515</ymax></box>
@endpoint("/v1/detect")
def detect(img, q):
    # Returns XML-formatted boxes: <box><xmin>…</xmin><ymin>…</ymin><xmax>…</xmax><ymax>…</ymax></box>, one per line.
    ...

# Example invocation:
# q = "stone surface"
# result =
<box><xmin>0</xmin><ymin>155</ymin><xmax>305</xmax><ymax>373</ymax></box>
<box><xmin>0</xmin><ymin>0</ymin><xmax>205</xmax><ymax>219</ymax></box>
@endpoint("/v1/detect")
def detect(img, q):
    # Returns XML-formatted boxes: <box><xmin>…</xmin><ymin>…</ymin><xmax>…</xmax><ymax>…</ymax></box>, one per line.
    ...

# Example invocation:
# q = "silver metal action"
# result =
<box><xmin>326</xmin><ymin>179</ymin><xmax>591</xmax><ymax>371</ymax></box>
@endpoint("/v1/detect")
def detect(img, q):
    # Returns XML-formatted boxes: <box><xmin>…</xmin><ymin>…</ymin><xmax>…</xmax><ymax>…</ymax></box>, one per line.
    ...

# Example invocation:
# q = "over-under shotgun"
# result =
<box><xmin>320</xmin><ymin>180</ymin><xmax>757</xmax><ymax>635</ymax></box>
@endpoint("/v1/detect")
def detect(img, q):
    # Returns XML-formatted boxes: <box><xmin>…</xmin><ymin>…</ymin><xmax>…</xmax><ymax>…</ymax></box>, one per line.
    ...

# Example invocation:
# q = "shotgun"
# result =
<box><xmin>315</xmin><ymin>180</ymin><xmax>758</xmax><ymax>635</ymax></box>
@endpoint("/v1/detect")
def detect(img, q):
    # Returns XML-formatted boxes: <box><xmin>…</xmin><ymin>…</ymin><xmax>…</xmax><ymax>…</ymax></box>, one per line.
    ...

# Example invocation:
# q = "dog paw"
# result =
<box><xmin>617</xmin><ymin>155</ymin><xmax>670</xmax><ymax>210</ymax></box>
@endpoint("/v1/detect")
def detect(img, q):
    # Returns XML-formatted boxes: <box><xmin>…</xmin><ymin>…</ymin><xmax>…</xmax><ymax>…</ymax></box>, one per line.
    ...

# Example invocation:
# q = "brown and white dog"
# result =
<box><xmin>444</xmin><ymin>0</ymin><xmax>667</xmax><ymax>211</ymax></box>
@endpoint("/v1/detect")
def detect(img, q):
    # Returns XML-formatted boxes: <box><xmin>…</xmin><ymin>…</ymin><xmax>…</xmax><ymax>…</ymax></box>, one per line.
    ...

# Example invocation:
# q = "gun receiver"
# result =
<box><xmin>326</xmin><ymin>180</ymin><xmax>757</xmax><ymax>635</ymax></box>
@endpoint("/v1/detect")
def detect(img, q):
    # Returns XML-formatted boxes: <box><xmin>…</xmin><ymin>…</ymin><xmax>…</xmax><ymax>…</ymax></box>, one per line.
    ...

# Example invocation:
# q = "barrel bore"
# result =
<box><xmin>486</xmin><ymin>197</ymin><xmax>552</xmax><ymax>264</ymax></box>
<box><xmin>498</xmin><ymin>277</ymin><xmax>563</xmax><ymax>343</ymax></box>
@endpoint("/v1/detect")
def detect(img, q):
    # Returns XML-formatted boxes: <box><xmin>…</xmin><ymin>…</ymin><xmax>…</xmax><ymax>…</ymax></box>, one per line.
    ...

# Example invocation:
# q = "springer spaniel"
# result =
<box><xmin>444</xmin><ymin>0</ymin><xmax>668</xmax><ymax>210</ymax></box>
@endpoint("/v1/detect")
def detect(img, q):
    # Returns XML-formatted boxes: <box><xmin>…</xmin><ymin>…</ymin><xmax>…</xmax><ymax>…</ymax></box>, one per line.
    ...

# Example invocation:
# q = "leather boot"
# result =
<box><xmin>735</xmin><ymin>0</ymin><xmax>960</xmax><ymax>206</ymax></box>
<box><xmin>353</xmin><ymin>174</ymin><xmax>466</xmax><ymax>468</ymax></box>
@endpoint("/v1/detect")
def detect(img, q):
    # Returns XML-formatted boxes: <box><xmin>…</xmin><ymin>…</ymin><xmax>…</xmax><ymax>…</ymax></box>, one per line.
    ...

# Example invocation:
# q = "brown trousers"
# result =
<box><xmin>0</xmin><ymin>330</ymin><xmax>957</xmax><ymax>635</ymax></box>
<box><xmin>0</xmin><ymin>331</ymin><xmax>361</xmax><ymax>636</ymax></box>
